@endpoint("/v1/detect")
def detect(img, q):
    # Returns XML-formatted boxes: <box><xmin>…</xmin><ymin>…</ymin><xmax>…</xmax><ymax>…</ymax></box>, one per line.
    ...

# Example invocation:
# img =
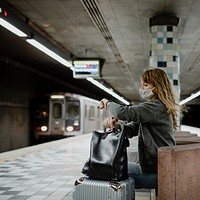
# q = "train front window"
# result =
<box><xmin>89</xmin><ymin>106</ymin><xmax>95</xmax><ymax>120</ymax></box>
<box><xmin>53</xmin><ymin>103</ymin><xmax>62</xmax><ymax>119</ymax></box>
<box><xmin>65</xmin><ymin>97</ymin><xmax>80</xmax><ymax>132</ymax></box>
<box><xmin>65</xmin><ymin>97</ymin><xmax>80</xmax><ymax>119</ymax></box>
<box><xmin>66</xmin><ymin>103</ymin><xmax>80</xmax><ymax>119</ymax></box>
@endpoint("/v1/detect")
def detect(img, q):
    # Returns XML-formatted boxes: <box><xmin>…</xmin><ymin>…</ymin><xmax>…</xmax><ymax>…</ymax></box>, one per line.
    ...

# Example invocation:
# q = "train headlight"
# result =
<box><xmin>66</xmin><ymin>126</ymin><xmax>74</xmax><ymax>132</ymax></box>
<box><xmin>41</xmin><ymin>126</ymin><xmax>48</xmax><ymax>132</ymax></box>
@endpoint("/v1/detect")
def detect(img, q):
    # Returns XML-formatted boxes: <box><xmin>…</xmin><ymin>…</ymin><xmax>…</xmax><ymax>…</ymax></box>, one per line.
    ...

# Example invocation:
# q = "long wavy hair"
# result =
<box><xmin>141</xmin><ymin>68</ymin><xmax>179</xmax><ymax>130</ymax></box>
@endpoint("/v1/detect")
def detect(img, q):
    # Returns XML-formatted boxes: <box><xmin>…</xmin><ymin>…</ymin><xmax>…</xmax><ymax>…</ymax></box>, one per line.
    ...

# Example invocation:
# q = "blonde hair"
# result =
<box><xmin>141</xmin><ymin>68</ymin><xmax>179</xmax><ymax>130</ymax></box>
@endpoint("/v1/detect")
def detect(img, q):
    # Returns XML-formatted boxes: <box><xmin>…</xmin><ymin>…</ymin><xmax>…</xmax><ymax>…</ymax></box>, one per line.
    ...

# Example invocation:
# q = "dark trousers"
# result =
<box><xmin>128</xmin><ymin>162</ymin><xmax>158</xmax><ymax>190</ymax></box>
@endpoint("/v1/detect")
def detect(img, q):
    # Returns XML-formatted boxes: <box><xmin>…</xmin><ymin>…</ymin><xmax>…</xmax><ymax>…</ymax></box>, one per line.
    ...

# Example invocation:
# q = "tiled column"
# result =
<box><xmin>149</xmin><ymin>16</ymin><xmax>180</xmax><ymax>95</ymax></box>
<box><xmin>149</xmin><ymin>16</ymin><xmax>180</xmax><ymax>125</ymax></box>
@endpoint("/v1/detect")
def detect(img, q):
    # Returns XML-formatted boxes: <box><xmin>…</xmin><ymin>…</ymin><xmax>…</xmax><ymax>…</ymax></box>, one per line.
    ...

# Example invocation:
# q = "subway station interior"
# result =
<box><xmin>1</xmin><ymin>0</ymin><xmax>200</xmax><ymax>199</ymax></box>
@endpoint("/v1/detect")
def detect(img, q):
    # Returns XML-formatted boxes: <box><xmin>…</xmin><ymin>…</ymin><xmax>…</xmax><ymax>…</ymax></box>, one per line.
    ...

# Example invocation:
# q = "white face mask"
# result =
<box><xmin>139</xmin><ymin>88</ymin><xmax>155</xmax><ymax>100</ymax></box>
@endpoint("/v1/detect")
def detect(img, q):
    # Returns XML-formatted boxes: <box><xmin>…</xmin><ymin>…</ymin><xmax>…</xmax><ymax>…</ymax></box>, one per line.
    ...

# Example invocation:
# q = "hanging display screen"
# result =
<box><xmin>73</xmin><ymin>60</ymin><xmax>100</xmax><ymax>79</ymax></box>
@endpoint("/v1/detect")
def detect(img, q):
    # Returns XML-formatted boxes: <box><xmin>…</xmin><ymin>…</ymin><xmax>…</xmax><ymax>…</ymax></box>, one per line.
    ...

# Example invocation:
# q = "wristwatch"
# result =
<box><xmin>106</xmin><ymin>100</ymin><xmax>111</xmax><ymax>108</ymax></box>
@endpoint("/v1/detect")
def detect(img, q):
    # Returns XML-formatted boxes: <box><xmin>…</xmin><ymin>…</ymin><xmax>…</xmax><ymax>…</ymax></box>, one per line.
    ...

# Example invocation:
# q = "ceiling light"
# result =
<box><xmin>0</xmin><ymin>18</ymin><xmax>27</xmax><ymax>37</ymax></box>
<box><xmin>87</xmin><ymin>77</ymin><xmax>130</xmax><ymax>105</ymax></box>
<box><xmin>26</xmin><ymin>39</ymin><xmax>72</xmax><ymax>68</ymax></box>
<box><xmin>179</xmin><ymin>90</ymin><xmax>200</xmax><ymax>105</ymax></box>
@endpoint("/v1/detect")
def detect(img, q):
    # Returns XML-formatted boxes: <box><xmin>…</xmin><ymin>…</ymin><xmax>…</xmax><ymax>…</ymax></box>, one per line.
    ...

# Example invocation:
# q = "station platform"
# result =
<box><xmin>0</xmin><ymin>125</ymin><xmax>199</xmax><ymax>200</ymax></box>
<box><xmin>0</xmin><ymin>134</ymin><xmax>92</xmax><ymax>200</ymax></box>
<box><xmin>0</xmin><ymin>132</ymin><xmax>139</xmax><ymax>200</ymax></box>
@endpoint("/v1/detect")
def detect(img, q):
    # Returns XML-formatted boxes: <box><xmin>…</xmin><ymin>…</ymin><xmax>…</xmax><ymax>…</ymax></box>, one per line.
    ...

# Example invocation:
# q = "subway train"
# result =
<box><xmin>32</xmin><ymin>93</ymin><xmax>108</xmax><ymax>140</ymax></box>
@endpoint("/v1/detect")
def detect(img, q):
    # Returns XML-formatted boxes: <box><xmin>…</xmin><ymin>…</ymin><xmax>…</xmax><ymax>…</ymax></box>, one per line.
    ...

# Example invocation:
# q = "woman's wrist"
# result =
<box><xmin>106</xmin><ymin>100</ymin><xmax>111</xmax><ymax>108</ymax></box>
<box><xmin>100</xmin><ymin>98</ymin><xmax>112</xmax><ymax>110</ymax></box>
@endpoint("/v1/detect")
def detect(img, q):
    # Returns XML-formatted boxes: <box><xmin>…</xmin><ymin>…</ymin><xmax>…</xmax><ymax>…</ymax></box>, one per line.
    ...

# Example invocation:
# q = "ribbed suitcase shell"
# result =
<box><xmin>73</xmin><ymin>177</ymin><xmax>135</xmax><ymax>200</ymax></box>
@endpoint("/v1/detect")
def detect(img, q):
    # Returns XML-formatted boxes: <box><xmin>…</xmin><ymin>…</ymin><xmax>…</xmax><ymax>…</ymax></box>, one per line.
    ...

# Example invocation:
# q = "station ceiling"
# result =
<box><xmin>1</xmin><ymin>0</ymin><xmax>200</xmax><ymax>104</ymax></box>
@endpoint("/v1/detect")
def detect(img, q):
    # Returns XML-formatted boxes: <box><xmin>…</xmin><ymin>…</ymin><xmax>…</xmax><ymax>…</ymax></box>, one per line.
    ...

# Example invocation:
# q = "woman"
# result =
<box><xmin>100</xmin><ymin>68</ymin><xmax>180</xmax><ymax>190</ymax></box>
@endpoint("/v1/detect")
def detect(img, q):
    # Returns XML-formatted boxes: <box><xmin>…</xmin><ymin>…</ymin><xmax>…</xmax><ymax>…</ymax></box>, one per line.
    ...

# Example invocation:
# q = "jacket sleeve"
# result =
<box><xmin>108</xmin><ymin>101</ymin><xmax>164</xmax><ymax>124</ymax></box>
<box><xmin>124</xmin><ymin>122</ymin><xmax>139</xmax><ymax>138</ymax></box>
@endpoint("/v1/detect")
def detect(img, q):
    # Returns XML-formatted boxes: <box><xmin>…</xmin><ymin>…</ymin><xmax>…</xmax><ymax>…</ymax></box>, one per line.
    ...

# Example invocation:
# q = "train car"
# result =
<box><xmin>32</xmin><ymin>93</ymin><xmax>107</xmax><ymax>139</ymax></box>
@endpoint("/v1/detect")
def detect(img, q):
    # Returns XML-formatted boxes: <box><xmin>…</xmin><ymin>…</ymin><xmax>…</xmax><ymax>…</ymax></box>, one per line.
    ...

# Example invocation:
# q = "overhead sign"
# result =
<box><xmin>73</xmin><ymin>60</ymin><xmax>100</xmax><ymax>79</ymax></box>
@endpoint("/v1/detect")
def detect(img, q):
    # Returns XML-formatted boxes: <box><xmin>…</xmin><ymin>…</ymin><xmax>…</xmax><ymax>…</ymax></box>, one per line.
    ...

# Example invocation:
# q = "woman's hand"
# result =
<box><xmin>100</xmin><ymin>98</ymin><xmax>109</xmax><ymax>110</ymax></box>
<box><xmin>103</xmin><ymin>117</ymin><xmax>118</xmax><ymax>129</ymax></box>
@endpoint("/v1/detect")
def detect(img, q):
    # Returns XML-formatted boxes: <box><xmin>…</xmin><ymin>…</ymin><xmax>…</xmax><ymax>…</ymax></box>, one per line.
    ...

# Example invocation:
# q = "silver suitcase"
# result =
<box><xmin>73</xmin><ymin>177</ymin><xmax>135</xmax><ymax>200</ymax></box>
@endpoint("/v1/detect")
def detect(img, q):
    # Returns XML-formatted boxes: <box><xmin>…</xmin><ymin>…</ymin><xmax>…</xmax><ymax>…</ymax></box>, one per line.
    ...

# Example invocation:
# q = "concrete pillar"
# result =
<box><xmin>149</xmin><ymin>16</ymin><xmax>180</xmax><ymax>125</ymax></box>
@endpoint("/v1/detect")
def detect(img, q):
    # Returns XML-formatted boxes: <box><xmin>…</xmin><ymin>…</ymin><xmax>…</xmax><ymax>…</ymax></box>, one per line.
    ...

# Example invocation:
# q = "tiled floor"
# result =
<box><xmin>0</xmin><ymin>133</ymin><xmax>139</xmax><ymax>200</ymax></box>
<box><xmin>0</xmin><ymin>134</ymin><xmax>91</xmax><ymax>200</ymax></box>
